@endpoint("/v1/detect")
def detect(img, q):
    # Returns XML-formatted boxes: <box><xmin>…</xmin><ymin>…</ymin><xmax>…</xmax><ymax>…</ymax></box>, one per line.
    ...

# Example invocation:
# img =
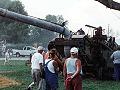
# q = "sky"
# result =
<box><xmin>19</xmin><ymin>0</ymin><xmax>120</xmax><ymax>43</ymax></box>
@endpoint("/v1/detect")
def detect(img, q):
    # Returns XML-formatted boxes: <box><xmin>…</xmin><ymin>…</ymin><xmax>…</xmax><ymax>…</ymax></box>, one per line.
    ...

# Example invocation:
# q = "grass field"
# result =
<box><xmin>0</xmin><ymin>60</ymin><xmax>120</xmax><ymax>90</ymax></box>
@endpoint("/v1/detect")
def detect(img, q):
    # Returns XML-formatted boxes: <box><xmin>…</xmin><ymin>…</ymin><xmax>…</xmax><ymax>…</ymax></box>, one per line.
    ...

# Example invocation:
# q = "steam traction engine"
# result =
<box><xmin>48</xmin><ymin>25</ymin><xmax>116</xmax><ymax>79</ymax></box>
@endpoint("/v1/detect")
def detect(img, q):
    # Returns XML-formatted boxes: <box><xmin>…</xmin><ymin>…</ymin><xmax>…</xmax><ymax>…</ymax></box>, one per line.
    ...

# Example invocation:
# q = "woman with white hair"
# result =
<box><xmin>63</xmin><ymin>47</ymin><xmax>82</xmax><ymax>90</ymax></box>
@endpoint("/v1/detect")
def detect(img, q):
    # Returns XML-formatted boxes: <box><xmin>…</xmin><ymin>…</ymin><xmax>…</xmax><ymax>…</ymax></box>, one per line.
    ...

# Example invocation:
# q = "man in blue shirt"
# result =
<box><xmin>110</xmin><ymin>46</ymin><xmax>120</xmax><ymax>81</ymax></box>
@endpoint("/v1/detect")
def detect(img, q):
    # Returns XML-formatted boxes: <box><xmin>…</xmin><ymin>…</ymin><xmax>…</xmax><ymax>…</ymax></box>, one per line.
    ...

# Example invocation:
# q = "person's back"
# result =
<box><xmin>31</xmin><ymin>52</ymin><xmax>43</xmax><ymax>69</ymax></box>
<box><xmin>45</xmin><ymin>50</ymin><xmax>59</xmax><ymax>90</ymax></box>
<box><xmin>45</xmin><ymin>59</ymin><xmax>55</xmax><ymax>73</ymax></box>
<box><xmin>27</xmin><ymin>46</ymin><xmax>44</xmax><ymax>90</ymax></box>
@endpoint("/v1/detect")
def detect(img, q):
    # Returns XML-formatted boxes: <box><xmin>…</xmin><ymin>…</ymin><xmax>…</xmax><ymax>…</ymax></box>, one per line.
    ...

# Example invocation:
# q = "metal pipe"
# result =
<box><xmin>0</xmin><ymin>8</ymin><xmax>70</xmax><ymax>38</ymax></box>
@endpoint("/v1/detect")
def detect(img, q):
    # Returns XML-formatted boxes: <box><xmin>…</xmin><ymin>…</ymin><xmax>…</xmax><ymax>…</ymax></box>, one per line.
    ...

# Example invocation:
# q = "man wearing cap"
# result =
<box><xmin>27</xmin><ymin>46</ymin><xmax>44</xmax><ymax>90</ymax></box>
<box><xmin>63</xmin><ymin>47</ymin><xmax>82</xmax><ymax>90</ymax></box>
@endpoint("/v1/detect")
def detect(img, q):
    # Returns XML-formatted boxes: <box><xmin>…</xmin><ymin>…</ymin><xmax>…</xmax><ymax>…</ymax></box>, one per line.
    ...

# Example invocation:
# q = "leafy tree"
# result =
<box><xmin>27</xmin><ymin>15</ymin><xmax>65</xmax><ymax>47</ymax></box>
<box><xmin>57</xmin><ymin>15</ymin><xmax>64</xmax><ymax>24</ymax></box>
<box><xmin>0</xmin><ymin>0</ymin><xmax>29</xmax><ymax>43</ymax></box>
<box><xmin>45</xmin><ymin>14</ymin><xmax>58</xmax><ymax>23</ymax></box>
<box><xmin>0</xmin><ymin>0</ymin><xmax>11</xmax><ymax>8</ymax></box>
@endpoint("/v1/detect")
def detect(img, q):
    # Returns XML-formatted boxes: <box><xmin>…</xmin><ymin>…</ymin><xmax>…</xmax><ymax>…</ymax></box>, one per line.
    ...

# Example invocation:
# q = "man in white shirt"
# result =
<box><xmin>27</xmin><ymin>46</ymin><xmax>44</xmax><ymax>90</ymax></box>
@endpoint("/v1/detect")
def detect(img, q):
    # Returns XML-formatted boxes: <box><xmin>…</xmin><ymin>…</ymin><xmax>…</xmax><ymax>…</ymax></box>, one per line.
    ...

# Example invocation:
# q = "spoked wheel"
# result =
<box><xmin>98</xmin><ymin>67</ymin><xmax>103</xmax><ymax>80</ymax></box>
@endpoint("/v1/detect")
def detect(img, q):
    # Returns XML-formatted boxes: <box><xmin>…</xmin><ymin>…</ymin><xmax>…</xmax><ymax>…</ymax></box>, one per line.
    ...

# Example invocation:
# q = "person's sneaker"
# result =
<box><xmin>27</xmin><ymin>87</ymin><xmax>31</xmax><ymax>90</ymax></box>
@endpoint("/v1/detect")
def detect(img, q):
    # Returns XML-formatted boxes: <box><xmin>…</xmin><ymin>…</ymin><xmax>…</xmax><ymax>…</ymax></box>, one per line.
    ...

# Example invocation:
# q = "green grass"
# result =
<box><xmin>0</xmin><ymin>60</ymin><xmax>120</xmax><ymax>90</ymax></box>
<box><xmin>83</xmin><ymin>79</ymin><xmax>120</xmax><ymax>90</ymax></box>
<box><xmin>0</xmin><ymin>60</ymin><xmax>31</xmax><ymax>90</ymax></box>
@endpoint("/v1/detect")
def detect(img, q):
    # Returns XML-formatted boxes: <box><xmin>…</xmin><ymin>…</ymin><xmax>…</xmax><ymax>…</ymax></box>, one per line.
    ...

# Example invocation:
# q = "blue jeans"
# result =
<box><xmin>45</xmin><ymin>60</ymin><xmax>58</xmax><ymax>90</ymax></box>
<box><xmin>114</xmin><ymin>64</ymin><xmax>120</xmax><ymax>81</ymax></box>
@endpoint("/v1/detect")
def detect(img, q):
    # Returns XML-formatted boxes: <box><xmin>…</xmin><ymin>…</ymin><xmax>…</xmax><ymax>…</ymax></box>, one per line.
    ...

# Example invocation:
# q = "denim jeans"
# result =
<box><xmin>114</xmin><ymin>64</ymin><xmax>120</xmax><ymax>81</ymax></box>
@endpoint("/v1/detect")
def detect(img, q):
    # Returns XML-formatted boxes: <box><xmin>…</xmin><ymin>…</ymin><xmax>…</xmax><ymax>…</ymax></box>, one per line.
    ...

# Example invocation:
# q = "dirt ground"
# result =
<box><xmin>0</xmin><ymin>76</ymin><xmax>20</xmax><ymax>88</ymax></box>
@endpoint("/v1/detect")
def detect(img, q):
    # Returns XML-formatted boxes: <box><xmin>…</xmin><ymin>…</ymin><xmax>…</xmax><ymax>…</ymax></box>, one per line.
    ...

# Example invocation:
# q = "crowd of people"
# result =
<box><xmin>1</xmin><ymin>42</ymin><xmax>120</xmax><ymax>90</ymax></box>
<box><xmin>25</xmin><ymin>44</ymin><xmax>120</xmax><ymax>90</ymax></box>
<box><xmin>1</xmin><ymin>40</ymin><xmax>119</xmax><ymax>90</ymax></box>
<box><xmin>27</xmin><ymin>46</ymin><xmax>82</xmax><ymax>90</ymax></box>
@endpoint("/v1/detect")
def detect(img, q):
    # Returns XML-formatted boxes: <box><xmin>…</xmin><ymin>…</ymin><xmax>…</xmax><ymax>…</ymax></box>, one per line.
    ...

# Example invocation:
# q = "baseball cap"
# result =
<box><xmin>37</xmin><ymin>46</ymin><xmax>43</xmax><ymax>51</ymax></box>
<box><xmin>70</xmin><ymin>47</ymin><xmax>78</xmax><ymax>54</ymax></box>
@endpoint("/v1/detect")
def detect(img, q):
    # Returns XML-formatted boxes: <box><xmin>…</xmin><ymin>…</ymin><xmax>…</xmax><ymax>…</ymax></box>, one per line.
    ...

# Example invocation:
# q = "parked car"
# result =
<box><xmin>12</xmin><ymin>46</ymin><xmax>37</xmax><ymax>57</ymax></box>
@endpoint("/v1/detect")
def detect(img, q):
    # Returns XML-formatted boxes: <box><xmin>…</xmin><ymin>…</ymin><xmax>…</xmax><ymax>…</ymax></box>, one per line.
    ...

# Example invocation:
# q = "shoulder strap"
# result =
<box><xmin>45</xmin><ymin>60</ymin><xmax>52</xmax><ymax>66</ymax></box>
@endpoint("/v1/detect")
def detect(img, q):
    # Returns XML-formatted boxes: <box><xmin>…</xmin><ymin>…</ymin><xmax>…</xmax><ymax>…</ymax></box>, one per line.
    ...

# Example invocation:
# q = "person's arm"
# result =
<box><xmin>63</xmin><ymin>60</ymin><xmax>67</xmax><ymax>80</ymax></box>
<box><xmin>54</xmin><ymin>55</ymin><xmax>63</xmax><ymax>72</ymax></box>
<box><xmin>53</xmin><ymin>60</ymin><xmax>59</xmax><ymax>73</ymax></box>
<box><xmin>39</xmin><ymin>63</ymin><xmax>43</xmax><ymax>73</ymax></box>
<box><xmin>39</xmin><ymin>54</ymin><xmax>44</xmax><ymax>75</ymax></box>
<box><xmin>71</xmin><ymin>59</ymin><xmax>81</xmax><ymax>79</ymax></box>
<box><xmin>30</xmin><ymin>55</ymin><xmax>34</xmax><ymax>67</ymax></box>
<box><xmin>54</xmin><ymin>55</ymin><xmax>63</xmax><ymax>66</ymax></box>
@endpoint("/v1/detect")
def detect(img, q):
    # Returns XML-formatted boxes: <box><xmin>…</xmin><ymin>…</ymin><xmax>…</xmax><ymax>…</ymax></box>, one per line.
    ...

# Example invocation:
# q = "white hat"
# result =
<box><xmin>37</xmin><ymin>46</ymin><xmax>43</xmax><ymax>51</ymax></box>
<box><xmin>70</xmin><ymin>47</ymin><xmax>78</xmax><ymax>54</ymax></box>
